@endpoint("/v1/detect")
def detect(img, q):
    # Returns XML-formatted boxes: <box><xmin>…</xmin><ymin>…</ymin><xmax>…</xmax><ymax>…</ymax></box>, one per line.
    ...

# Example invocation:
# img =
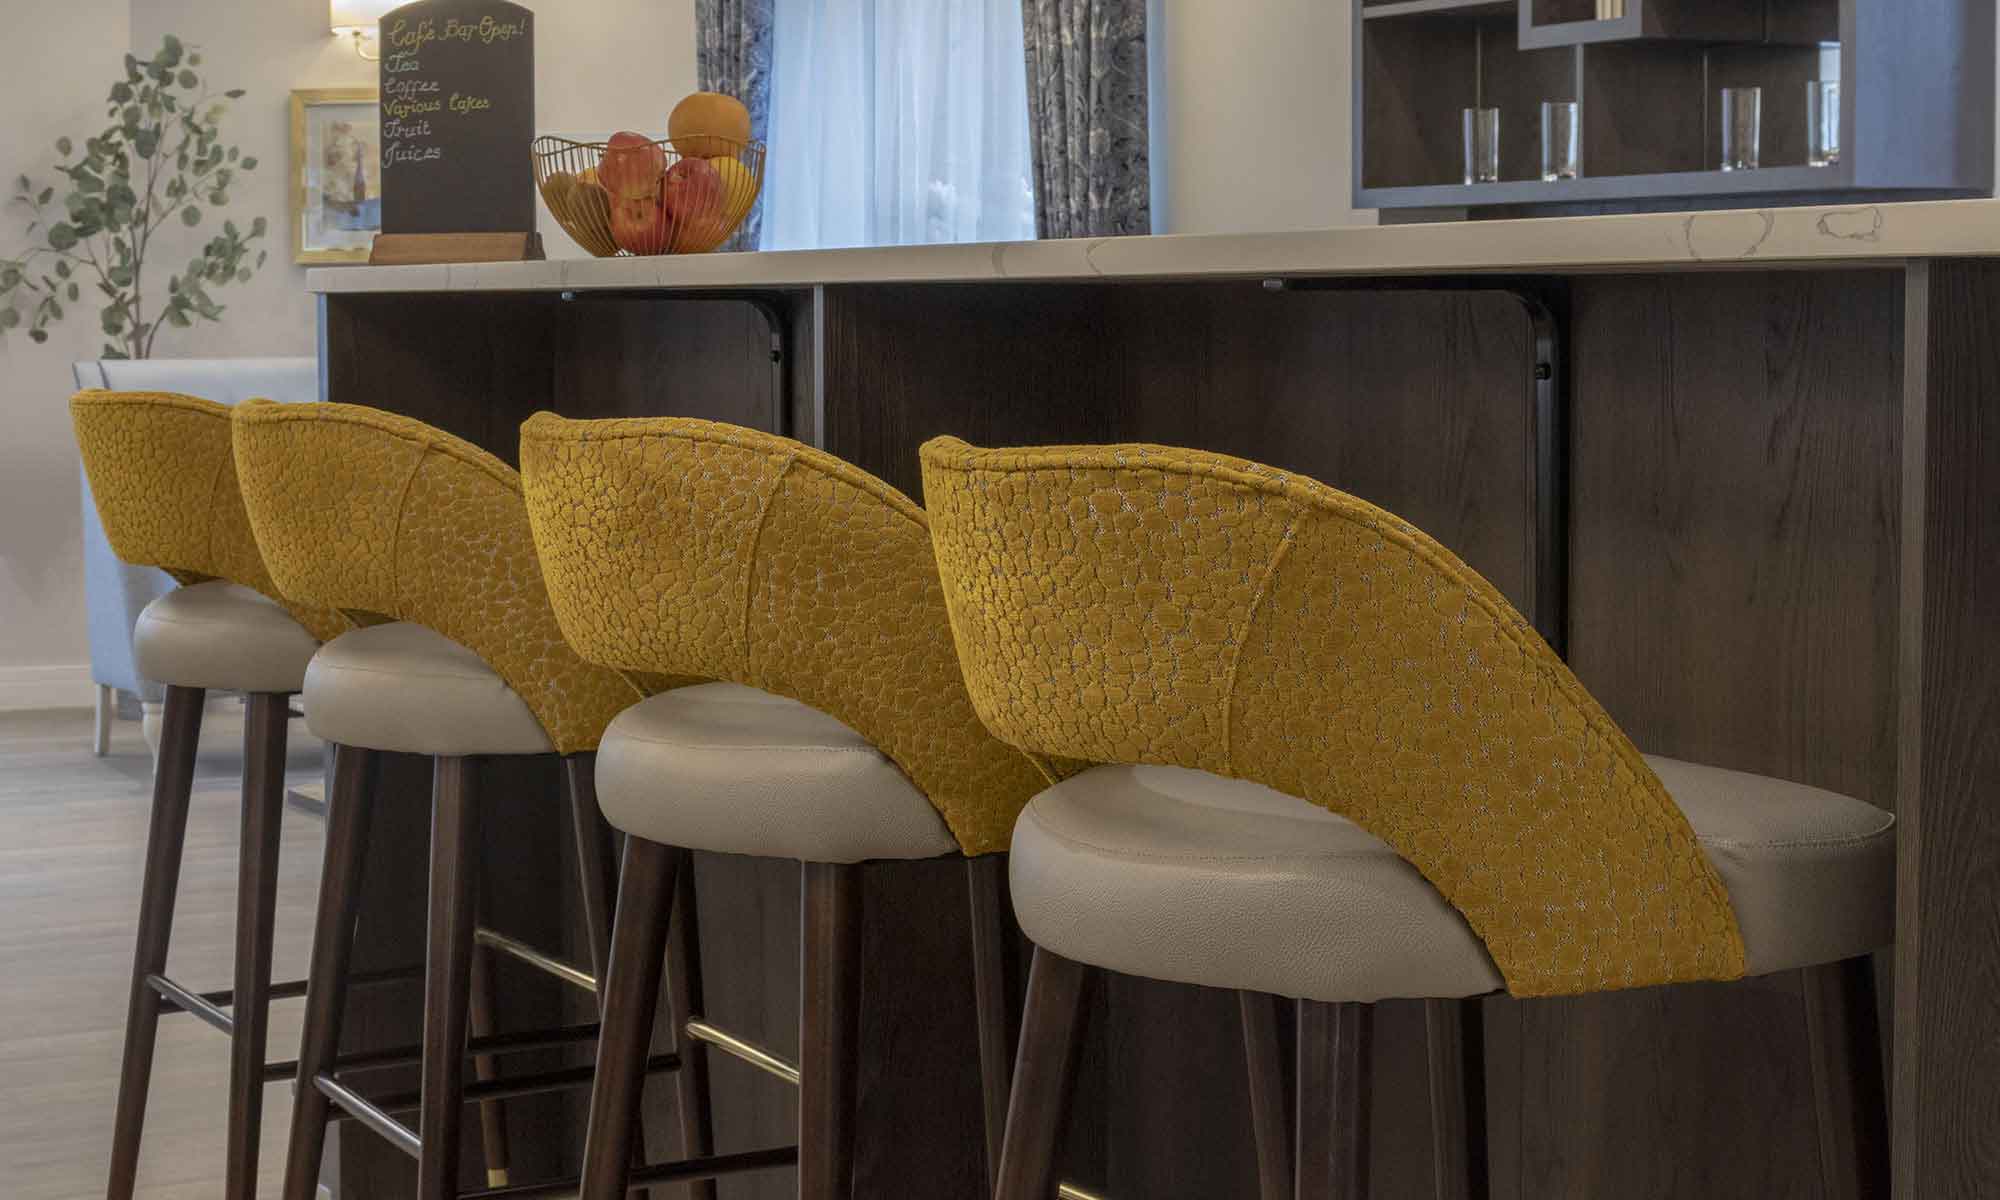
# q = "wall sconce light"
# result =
<box><xmin>331</xmin><ymin>0</ymin><xmax>400</xmax><ymax>61</ymax></box>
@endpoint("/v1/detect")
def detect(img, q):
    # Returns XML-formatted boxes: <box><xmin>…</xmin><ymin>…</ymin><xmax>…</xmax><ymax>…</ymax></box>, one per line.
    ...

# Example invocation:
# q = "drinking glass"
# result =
<box><xmin>1808</xmin><ymin>80</ymin><xmax>1841</xmax><ymax>167</ymax></box>
<box><xmin>1541</xmin><ymin>101</ymin><xmax>1580</xmax><ymax>181</ymax></box>
<box><xmin>1463</xmin><ymin>108</ymin><xmax>1500</xmax><ymax>185</ymax></box>
<box><xmin>1721</xmin><ymin>86</ymin><xmax>1761</xmax><ymax>171</ymax></box>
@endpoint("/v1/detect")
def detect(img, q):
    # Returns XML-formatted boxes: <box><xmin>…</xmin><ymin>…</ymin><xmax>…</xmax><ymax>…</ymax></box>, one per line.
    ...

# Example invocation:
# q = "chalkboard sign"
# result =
<box><xmin>378</xmin><ymin>0</ymin><xmax>535</xmax><ymax>236</ymax></box>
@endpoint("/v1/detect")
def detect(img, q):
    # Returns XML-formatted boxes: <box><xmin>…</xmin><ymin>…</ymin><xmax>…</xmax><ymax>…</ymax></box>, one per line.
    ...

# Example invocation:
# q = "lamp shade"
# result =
<box><xmin>330</xmin><ymin>0</ymin><xmax>400</xmax><ymax>31</ymax></box>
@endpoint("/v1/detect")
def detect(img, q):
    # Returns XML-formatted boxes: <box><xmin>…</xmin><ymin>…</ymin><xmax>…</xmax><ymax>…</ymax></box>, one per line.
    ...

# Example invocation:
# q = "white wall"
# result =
<box><xmin>0</xmin><ymin>0</ymin><xmax>695</xmax><ymax>708</ymax></box>
<box><xmin>0</xmin><ymin>0</ymin><xmax>131</xmax><ymax>708</ymax></box>
<box><xmin>1152</xmin><ymin>0</ymin><xmax>1372</xmax><ymax>235</ymax></box>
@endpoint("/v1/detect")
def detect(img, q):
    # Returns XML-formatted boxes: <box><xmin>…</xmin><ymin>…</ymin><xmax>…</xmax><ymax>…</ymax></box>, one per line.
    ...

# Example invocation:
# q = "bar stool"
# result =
<box><xmin>516</xmin><ymin>414</ymin><xmax>1056</xmax><ymax>1199</ymax></box>
<box><xmin>229</xmin><ymin>400</ymin><xmax>712</xmax><ymax>1199</ymax></box>
<box><xmin>917</xmin><ymin>437</ymin><xmax>1896</xmax><ymax>1200</ymax></box>
<box><xmin>70</xmin><ymin>390</ymin><xmax>350</xmax><ymax>1200</ymax></box>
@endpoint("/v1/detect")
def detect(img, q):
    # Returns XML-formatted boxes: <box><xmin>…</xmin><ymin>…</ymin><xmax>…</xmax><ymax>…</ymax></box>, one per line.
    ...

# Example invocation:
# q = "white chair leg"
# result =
<box><xmin>94</xmin><ymin>684</ymin><xmax>115</xmax><ymax>756</ymax></box>
<box><xmin>141</xmin><ymin>700</ymin><xmax>163</xmax><ymax>768</ymax></box>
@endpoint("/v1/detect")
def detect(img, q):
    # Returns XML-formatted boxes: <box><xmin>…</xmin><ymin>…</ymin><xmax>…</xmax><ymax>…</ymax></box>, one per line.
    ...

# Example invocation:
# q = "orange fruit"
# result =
<box><xmin>669</xmin><ymin>92</ymin><xmax>752</xmax><ymax>158</ymax></box>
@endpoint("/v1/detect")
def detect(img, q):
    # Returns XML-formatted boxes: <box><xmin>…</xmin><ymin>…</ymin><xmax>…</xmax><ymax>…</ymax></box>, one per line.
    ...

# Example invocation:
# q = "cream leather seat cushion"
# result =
<box><xmin>1010</xmin><ymin>759</ymin><xmax>1895</xmax><ymax>1003</ymax></box>
<box><xmin>596</xmin><ymin>682</ymin><xmax>958</xmax><ymax>864</ymax></box>
<box><xmin>133</xmin><ymin>580</ymin><xmax>318</xmax><ymax>694</ymax></box>
<box><xmin>304</xmin><ymin>622</ymin><xmax>553</xmax><ymax>757</ymax></box>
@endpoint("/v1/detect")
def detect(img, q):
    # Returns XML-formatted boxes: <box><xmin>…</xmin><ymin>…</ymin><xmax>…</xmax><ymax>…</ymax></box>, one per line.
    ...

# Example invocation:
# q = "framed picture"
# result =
<box><xmin>291</xmin><ymin>88</ymin><xmax>381</xmax><ymax>264</ymax></box>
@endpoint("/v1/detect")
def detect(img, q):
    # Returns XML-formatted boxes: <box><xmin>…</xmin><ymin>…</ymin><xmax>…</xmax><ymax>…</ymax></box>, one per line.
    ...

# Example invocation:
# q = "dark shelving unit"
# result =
<box><xmin>1354</xmin><ymin>0</ymin><xmax>1994</xmax><ymax>215</ymax></box>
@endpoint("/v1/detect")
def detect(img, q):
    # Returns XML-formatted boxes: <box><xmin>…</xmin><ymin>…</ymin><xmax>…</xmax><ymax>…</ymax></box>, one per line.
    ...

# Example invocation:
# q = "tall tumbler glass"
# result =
<box><xmin>1463</xmin><ymin>107</ymin><xmax>1500</xmax><ymax>185</ymax></box>
<box><xmin>1808</xmin><ymin>80</ymin><xmax>1841</xmax><ymax>167</ymax></box>
<box><xmin>1542</xmin><ymin>101</ymin><xmax>1580</xmax><ymax>181</ymax></box>
<box><xmin>1721</xmin><ymin>86</ymin><xmax>1761</xmax><ymax>171</ymax></box>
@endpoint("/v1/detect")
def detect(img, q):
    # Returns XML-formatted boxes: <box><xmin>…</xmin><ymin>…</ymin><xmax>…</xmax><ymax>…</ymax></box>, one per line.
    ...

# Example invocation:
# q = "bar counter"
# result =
<box><xmin>310</xmin><ymin>198</ymin><xmax>2000</xmax><ymax>1200</ymax></box>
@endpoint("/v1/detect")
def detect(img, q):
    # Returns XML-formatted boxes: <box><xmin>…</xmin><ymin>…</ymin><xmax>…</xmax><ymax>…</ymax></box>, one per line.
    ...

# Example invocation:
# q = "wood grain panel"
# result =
<box><xmin>1558</xmin><ymin>269</ymin><xmax>1903</xmax><ymax>1199</ymax></box>
<box><xmin>1895</xmin><ymin>259</ymin><xmax>2000</xmax><ymax>1200</ymax></box>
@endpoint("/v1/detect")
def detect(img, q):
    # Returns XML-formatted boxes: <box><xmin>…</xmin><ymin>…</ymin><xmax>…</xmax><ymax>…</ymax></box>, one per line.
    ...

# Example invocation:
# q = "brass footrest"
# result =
<box><xmin>684</xmin><ymin>1017</ymin><xmax>800</xmax><ymax>1085</ymax></box>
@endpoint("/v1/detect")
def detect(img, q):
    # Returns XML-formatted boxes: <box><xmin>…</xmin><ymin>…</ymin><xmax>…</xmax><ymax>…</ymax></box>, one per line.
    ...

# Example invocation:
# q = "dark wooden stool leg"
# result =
<box><xmin>579</xmin><ymin>838</ymin><xmax>681</xmax><ymax>1200</ymax></box>
<box><xmin>417</xmin><ymin>756</ymin><xmax>482</xmax><ymax>1200</ymax></box>
<box><xmin>1426</xmin><ymin>997</ymin><xmax>1490</xmax><ymax>1200</ymax></box>
<box><xmin>664</xmin><ymin>848</ymin><xmax>717</xmax><ymax>1198</ymax></box>
<box><xmin>106</xmin><ymin>683</ymin><xmax>204</xmax><ymax>1200</ymax></box>
<box><xmin>995</xmin><ymin>947</ymin><xmax>1094</xmax><ymax>1200</ymax></box>
<box><xmin>563</xmin><ymin>755</ymin><xmax>691</xmax><ymax>1200</ymax></box>
<box><xmin>1241</xmin><ymin>991</ymin><xmax>1292</xmax><ymax>1200</ymax></box>
<box><xmin>969</xmin><ymin>854</ymin><xmax>1022</xmax><ymax>1196</ymax></box>
<box><xmin>800</xmin><ymin>861</ymin><xmax>864</xmax><ymax>1200</ymax></box>
<box><xmin>282</xmin><ymin>742</ymin><xmax>378</xmax><ymax>1200</ymax></box>
<box><xmin>1804</xmin><ymin>956</ymin><xmax>1890</xmax><ymax>1200</ymax></box>
<box><xmin>467</xmin><ymin>939</ymin><xmax>511</xmax><ymax>1188</ymax></box>
<box><xmin>1328</xmin><ymin>1003</ymin><xmax>1375</xmax><ymax>1200</ymax></box>
<box><xmin>222</xmin><ymin>692</ymin><xmax>292</xmax><ymax>1200</ymax></box>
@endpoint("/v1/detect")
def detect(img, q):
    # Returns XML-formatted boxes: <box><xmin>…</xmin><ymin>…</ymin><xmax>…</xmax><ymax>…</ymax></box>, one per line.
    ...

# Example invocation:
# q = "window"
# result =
<box><xmin>762</xmin><ymin>0</ymin><xmax>1037</xmax><ymax>250</ymax></box>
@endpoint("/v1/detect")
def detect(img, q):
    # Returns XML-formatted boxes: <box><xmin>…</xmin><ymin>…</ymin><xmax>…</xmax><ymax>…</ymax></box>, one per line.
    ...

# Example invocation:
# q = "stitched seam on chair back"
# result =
<box><xmin>1223</xmin><ymin>506</ymin><xmax>1302</xmax><ymax>776</ymax></box>
<box><xmin>737</xmin><ymin>450</ymin><xmax>795</xmax><ymax>682</ymax></box>
<box><xmin>385</xmin><ymin>441</ymin><xmax>433</xmax><ymax>620</ymax></box>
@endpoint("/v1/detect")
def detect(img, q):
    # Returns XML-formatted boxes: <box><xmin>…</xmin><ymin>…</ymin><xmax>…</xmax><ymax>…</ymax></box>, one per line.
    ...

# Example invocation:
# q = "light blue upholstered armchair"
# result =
<box><xmin>73</xmin><ymin>357</ymin><xmax>319</xmax><ymax>753</ymax></box>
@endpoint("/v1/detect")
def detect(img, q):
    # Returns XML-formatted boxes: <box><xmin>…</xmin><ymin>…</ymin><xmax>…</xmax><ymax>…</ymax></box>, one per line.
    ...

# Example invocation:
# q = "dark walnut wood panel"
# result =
<box><xmin>1896</xmin><ymin>260</ymin><xmax>2000</xmax><ymax>1200</ymax></box>
<box><xmin>1556</xmin><ymin>269</ymin><xmax>1902</xmax><ymax>1199</ymax></box>
<box><xmin>820</xmin><ymin>280</ymin><xmax>1541</xmax><ymax>1199</ymax></box>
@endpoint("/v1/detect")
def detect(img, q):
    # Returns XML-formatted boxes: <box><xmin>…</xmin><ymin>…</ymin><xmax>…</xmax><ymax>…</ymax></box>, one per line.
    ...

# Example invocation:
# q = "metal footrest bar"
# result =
<box><xmin>476</xmin><ymin>926</ymin><xmax>597</xmax><ymax>993</ymax></box>
<box><xmin>453</xmin><ymin>1144</ymin><xmax>802</xmax><ymax>1199</ymax></box>
<box><xmin>145</xmin><ymin>973</ymin><xmax>233</xmax><ymax>1035</ymax></box>
<box><xmin>159</xmin><ymin>963</ymin><xmax>424</xmax><ymax>1016</ymax></box>
<box><xmin>684</xmin><ymin>1017</ymin><xmax>800</xmax><ymax>1085</ymax></box>
<box><xmin>264</xmin><ymin>1020</ymin><xmax>607</xmax><ymax>1082</ymax></box>
<box><xmin>330</xmin><ymin>1053</ymin><xmax>682</xmax><ymax>1119</ymax></box>
<box><xmin>1059</xmin><ymin>1185</ymin><xmax>1110</xmax><ymax>1200</ymax></box>
<box><xmin>315</xmin><ymin>1074</ymin><xmax>422</xmax><ymax>1159</ymax></box>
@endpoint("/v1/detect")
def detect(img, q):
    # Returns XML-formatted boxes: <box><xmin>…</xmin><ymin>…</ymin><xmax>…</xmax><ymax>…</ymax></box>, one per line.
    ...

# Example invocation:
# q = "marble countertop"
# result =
<box><xmin>310</xmin><ymin>197</ymin><xmax>2000</xmax><ymax>295</ymax></box>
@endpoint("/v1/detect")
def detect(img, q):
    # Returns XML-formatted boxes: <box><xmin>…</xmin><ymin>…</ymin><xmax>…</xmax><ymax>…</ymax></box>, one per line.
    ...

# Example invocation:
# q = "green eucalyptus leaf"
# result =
<box><xmin>166</xmin><ymin>305</ymin><xmax>192</xmax><ymax>328</ymax></box>
<box><xmin>54</xmin><ymin>261</ymin><xmax>70</xmax><ymax>279</ymax></box>
<box><xmin>224</xmin><ymin>89</ymin><xmax>245</xmax><ymax>100</ymax></box>
<box><xmin>0</xmin><ymin>308</ymin><xmax>20</xmax><ymax>330</ymax></box>
<box><xmin>1</xmin><ymin>267</ymin><xmax>19</xmax><ymax>288</ymax></box>
<box><xmin>28</xmin><ymin>328</ymin><xmax>47</xmax><ymax>344</ymax></box>
<box><xmin>189</xmin><ymin>52</ymin><xmax>201</xmax><ymax>66</ymax></box>
<box><xmin>134</xmin><ymin>129</ymin><xmax>158</xmax><ymax>159</ymax></box>
<box><xmin>240</xmin><ymin>155</ymin><xmax>258</xmax><ymax>171</ymax></box>
<box><xmin>181</xmin><ymin>205</ymin><xmax>200</xmax><ymax>227</ymax></box>
<box><xmin>250</xmin><ymin>216</ymin><xmax>267</xmax><ymax>238</ymax></box>
<box><xmin>177</xmin><ymin>69</ymin><xmax>197</xmax><ymax>89</ymax></box>
<box><xmin>36</xmin><ymin>187</ymin><xmax>52</xmax><ymax>206</ymax></box>
<box><xmin>100</xmin><ymin>310</ymin><xmax>123</xmax><ymax>335</ymax></box>
<box><xmin>236</xmin><ymin>268</ymin><xmax>251</xmax><ymax>283</ymax></box>
<box><xmin>46</xmin><ymin>223</ymin><xmax>77</xmax><ymax>251</ymax></box>
<box><xmin>55</xmin><ymin>136</ymin><xmax>72</xmax><ymax>157</ymax></box>
<box><xmin>66</xmin><ymin>282</ymin><xmax>80</xmax><ymax>302</ymax></box>
<box><xmin>255</xmin><ymin>250</ymin><xmax>267</xmax><ymax>269</ymax></box>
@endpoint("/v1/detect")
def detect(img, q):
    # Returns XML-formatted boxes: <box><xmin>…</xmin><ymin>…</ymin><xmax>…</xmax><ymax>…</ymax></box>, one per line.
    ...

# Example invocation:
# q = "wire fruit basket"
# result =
<box><xmin>532</xmin><ymin>134</ymin><xmax>764</xmax><ymax>257</ymax></box>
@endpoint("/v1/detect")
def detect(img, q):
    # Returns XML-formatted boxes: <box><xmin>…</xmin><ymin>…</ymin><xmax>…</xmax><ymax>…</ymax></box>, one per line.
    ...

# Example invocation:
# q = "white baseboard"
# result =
<box><xmin>0</xmin><ymin>664</ymin><xmax>94</xmax><ymax>712</ymax></box>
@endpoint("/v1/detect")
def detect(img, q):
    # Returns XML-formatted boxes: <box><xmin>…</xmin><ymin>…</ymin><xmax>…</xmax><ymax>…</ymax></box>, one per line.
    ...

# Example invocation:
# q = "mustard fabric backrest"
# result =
<box><xmin>230</xmin><ymin>400</ymin><xmax>637</xmax><ymax>754</ymax></box>
<box><xmin>919</xmin><ymin>437</ymin><xmax>1746</xmax><ymax>997</ymax></box>
<box><xmin>518</xmin><ymin>413</ymin><xmax>1051</xmax><ymax>855</ymax></box>
<box><xmin>70</xmin><ymin>390</ymin><xmax>346</xmax><ymax>642</ymax></box>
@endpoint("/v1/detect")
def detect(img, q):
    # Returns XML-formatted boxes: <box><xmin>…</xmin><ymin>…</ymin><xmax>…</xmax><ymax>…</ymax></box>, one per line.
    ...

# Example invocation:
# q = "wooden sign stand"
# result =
<box><xmin>368</xmin><ymin>231</ymin><xmax>545</xmax><ymax>265</ymax></box>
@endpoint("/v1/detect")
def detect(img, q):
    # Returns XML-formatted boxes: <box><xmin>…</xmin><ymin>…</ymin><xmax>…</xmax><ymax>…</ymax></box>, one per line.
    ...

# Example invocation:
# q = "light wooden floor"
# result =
<box><xmin>0</xmin><ymin>706</ymin><xmax>327</xmax><ymax>1200</ymax></box>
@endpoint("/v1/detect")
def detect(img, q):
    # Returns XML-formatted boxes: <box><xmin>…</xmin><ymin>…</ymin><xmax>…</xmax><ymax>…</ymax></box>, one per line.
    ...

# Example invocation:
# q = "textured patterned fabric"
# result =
<box><xmin>1023</xmin><ymin>0</ymin><xmax>1150</xmax><ymax>238</ymax></box>
<box><xmin>518</xmin><ymin>414</ymin><xmax>1050</xmax><ymax>855</ymax></box>
<box><xmin>69</xmin><ymin>390</ymin><xmax>345</xmax><ymax>643</ymax></box>
<box><xmin>918</xmin><ymin>437</ymin><xmax>1747</xmax><ymax>997</ymax></box>
<box><xmin>696</xmin><ymin>0</ymin><xmax>773</xmax><ymax>251</ymax></box>
<box><xmin>230</xmin><ymin>401</ymin><xmax>639</xmax><ymax>755</ymax></box>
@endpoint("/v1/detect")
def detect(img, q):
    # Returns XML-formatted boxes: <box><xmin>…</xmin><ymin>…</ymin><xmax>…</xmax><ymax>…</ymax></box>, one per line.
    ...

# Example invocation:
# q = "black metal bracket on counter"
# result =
<box><xmin>557</xmin><ymin>288</ymin><xmax>799</xmax><ymax>440</ymax></box>
<box><xmin>1260</xmin><ymin>276</ymin><xmax>1572</xmax><ymax>660</ymax></box>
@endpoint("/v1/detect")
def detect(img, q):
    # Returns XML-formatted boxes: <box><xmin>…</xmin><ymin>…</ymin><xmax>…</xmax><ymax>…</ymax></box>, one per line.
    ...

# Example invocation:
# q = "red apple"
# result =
<box><xmin>598</xmin><ymin>131</ymin><xmax>665</xmax><ymax>200</ymax></box>
<box><xmin>609</xmin><ymin>190</ymin><xmax>669</xmax><ymax>255</ymax></box>
<box><xmin>661</xmin><ymin>157</ymin><xmax>722</xmax><ymax>224</ymax></box>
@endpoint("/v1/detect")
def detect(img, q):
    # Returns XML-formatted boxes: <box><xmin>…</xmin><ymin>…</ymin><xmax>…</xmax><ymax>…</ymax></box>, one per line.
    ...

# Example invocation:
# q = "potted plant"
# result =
<box><xmin>0</xmin><ymin>35</ymin><xmax>267</xmax><ymax>359</ymax></box>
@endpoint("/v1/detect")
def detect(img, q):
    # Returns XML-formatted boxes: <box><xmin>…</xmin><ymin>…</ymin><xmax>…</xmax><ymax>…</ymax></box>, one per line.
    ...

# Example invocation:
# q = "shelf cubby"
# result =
<box><xmin>1353</xmin><ymin>0</ymin><xmax>1992</xmax><ymax>215</ymax></box>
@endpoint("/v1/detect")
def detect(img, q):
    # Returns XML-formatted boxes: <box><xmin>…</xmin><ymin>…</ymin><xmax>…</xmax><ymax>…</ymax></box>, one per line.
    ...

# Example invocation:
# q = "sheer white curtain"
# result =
<box><xmin>761</xmin><ymin>0</ymin><xmax>1037</xmax><ymax>250</ymax></box>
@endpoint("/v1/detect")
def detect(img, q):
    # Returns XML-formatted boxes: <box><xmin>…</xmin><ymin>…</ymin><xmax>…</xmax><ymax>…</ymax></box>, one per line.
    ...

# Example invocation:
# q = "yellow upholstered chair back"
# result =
<box><xmin>230</xmin><ymin>401</ymin><xmax>637</xmax><ymax>755</ymax></box>
<box><xmin>70</xmin><ymin>390</ymin><xmax>345</xmax><ymax>642</ymax></box>
<box><xmin>918</xmin><ymin>437</ymin><xmax>1747</xmax><ymax>997</ymax></box>
<box><xmin>518</xmin><ymin>413</ymin><xmax>1049</xmax><ymax>855</ymax></box>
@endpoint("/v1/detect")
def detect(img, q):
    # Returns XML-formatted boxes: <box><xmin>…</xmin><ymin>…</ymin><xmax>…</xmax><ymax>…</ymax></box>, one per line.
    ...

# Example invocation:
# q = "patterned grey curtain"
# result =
<box><xmin>1022</xmin><ymin>0</ymin><xmax>1150</xmax><ymax>239</ymax></box>
<box><xmin>696</xmin><ymin>0</ymin><xmax>775</xmax><ymax>250</ymax></box>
